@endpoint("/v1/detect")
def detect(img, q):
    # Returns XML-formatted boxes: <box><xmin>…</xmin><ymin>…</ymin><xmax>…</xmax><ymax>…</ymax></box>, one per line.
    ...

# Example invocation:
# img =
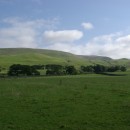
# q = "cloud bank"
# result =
<box><xmin>46</xmin><ymin>32</ymin><xmax>130</xmax><ymax>59</ymax></box>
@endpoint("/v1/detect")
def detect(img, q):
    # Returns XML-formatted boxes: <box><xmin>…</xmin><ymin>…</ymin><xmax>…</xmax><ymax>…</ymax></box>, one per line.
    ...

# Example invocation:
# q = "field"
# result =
<box><xmin>0</xmin><ymin>72</ymin><xmax>130</xmax><ymax>130</ymax></box>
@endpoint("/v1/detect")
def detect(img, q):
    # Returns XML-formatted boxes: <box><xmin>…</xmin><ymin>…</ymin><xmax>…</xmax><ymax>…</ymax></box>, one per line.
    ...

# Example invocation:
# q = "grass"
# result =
<box><xmin>0</xmin><ymin>48</ymin><xmax>90</xmax><ymax>67</ymax></box>
<box><xmin>0</xmin><ymin>48</ymin><xmax>130</xmax><ymax>68</ymax></box>
<box><xmin>0</xmin><ymin>72</ymin><xmax>130</xmax><ymax>130</ymax></box>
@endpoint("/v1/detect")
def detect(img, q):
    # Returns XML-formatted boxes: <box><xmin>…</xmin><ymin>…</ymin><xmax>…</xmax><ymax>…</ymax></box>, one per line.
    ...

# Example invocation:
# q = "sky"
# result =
<box><xmin>0</xmin><ymin>0</ymin><xmax>130</xmax><ymax>59</ymax></box>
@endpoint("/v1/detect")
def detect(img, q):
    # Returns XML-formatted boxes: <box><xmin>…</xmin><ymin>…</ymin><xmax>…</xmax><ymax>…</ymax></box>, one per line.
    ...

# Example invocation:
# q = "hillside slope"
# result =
<box><xmin>0</xmin><ymin>48</ymin><xmax>129</xmax><ymax>68</ymax></box>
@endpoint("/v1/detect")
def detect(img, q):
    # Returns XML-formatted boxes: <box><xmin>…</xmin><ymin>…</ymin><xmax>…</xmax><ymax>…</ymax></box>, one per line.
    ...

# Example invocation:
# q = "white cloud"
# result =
<box><xmin>43</xmin><ymin>30</ymin><xmax>83</xmax><ymax>43</ymax></box>
<box><xmin>116</xmin><ymin>35</ymin><xmax>130</xmax><ymax>43</ymax></box>
<box><xmin>81</xmin><ymin>22</ymin><xmax>94</xmax><ymax>30</ymax></box>
<box><xmin>83</xmin><ymin>33</ymin><xmax>130</xmax><ymax>59</ymax></box>
<box><xmin>1</xmin><ymin>17</ymin><xmax>130</xmax><ymax>59</ymax></box>
<box><xmin>46</xmin><ymin>32</ymin><xmax>130</xmax><ymax>59</ymax></box>
<box><xmin>46</xmin><ymin>42</ymin><xmax>83</xmax><ymax>55</ymax></box>
<box><xmin>0</xmin><ymin>17</ymin><xmax>58</xmax><ymax>48</ymax></box>
<box><xmin>3</xmin><ymin>17</ymin><xmax>59</xmax><ymax>29</ymax></box>
<box><xmin>0</xmin><ymin>26</ymin><xmax>37</xmax><ymax>48</ymax></box>
<box><xmin>0</xmin><ymin>27</ymin><xmax>37</xmax><ymax>48</ymax></box>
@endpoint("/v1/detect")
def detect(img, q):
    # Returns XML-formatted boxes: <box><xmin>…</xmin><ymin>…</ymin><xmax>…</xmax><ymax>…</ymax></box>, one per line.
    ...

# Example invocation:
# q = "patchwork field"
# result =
<box><xmin>0</xmin><ymin>72</ymin><xmax>130</xmax><ymax>130</ymax></box>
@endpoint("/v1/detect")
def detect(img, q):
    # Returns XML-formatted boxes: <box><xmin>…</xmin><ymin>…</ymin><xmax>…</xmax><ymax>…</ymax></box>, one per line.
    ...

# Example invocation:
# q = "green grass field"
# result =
<box><xmin>0</xmin><ymin>72</ymin><xmax>130</xmax><ymax>130</ymax></box>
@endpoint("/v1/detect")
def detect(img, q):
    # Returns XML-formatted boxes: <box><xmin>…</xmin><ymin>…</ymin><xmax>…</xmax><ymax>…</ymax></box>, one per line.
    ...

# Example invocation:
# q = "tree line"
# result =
<box><xmin>8</xmin><ymin>64</ymin><xmax>40</xmax><ymax>76</ymax></box>
<box><xmin>80</xmin><ymin>64</ymin><xmax>127</xmax><ymax>73</ymax></box>
<box><xmin>7</xmin><ymin>64</ymin><xmax>127</xmax><ymax>76</ymax></box>
<box><xmin>7</xmin><ymin>64</ymin><xmax>77</xmax><ymax>76</ymax></box>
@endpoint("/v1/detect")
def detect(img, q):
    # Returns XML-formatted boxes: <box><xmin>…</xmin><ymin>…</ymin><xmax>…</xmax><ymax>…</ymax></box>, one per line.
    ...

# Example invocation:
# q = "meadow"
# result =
<box><xmin>0</xmin><ymin>72</ymin><xmax>130</xmax><ymax>130</ymax></box>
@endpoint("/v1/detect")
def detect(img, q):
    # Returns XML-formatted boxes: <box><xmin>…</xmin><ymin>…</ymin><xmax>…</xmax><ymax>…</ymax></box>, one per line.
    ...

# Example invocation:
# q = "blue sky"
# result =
<box><xmin>0</xmin><ymin>0</ymin><xmax>130</xmax><ymax>58</ymax></box>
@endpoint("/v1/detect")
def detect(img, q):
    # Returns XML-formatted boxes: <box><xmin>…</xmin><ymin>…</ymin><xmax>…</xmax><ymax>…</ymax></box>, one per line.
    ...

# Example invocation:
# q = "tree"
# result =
<box><xmin>120</xmin><ymin>66</ymin><xmax>127</xmax><ymax>72</ymax></box>
<box><xmin>45</xmin><ymin>64</ymin><xmax>65</xmax><ymax>76</ymax></box>
<box><xmin>65</xmin><ymin>66</ymin><xmax>77</xmax><ymax>75</ymax></box>
<box><xmin>81</xmin><ymin>65</ymin><xmax>94</xmax><ymax>73</ymax></box>
<box><xmin>8</xmin><ymin>64</ymin><xmax>40</xmax><ymax>76</ymax></box>
<box><xmin>93</xmin><ymin>64</ymin><xmax>106</xmax><ymax>73</ymax></box>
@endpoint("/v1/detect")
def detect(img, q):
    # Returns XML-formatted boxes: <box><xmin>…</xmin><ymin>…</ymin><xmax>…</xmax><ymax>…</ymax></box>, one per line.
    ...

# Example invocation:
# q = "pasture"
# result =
<box><xmin>0</xmin><ymin>73</ymin><xmax>130</xmax><ymax>130</ymax></box>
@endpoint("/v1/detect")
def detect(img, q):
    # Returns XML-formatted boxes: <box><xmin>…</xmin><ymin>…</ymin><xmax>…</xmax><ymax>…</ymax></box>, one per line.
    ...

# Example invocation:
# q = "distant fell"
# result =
<box><xmin>0</xmin><ymin>48</ymin><xmax>129</xmax><ymax>68</ymax></box>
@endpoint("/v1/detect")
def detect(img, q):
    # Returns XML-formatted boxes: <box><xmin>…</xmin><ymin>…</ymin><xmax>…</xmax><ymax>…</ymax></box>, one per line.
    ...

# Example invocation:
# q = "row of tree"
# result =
<box><xmin>7</xmin><ymin>64</ymin><xmax>77</xmax><ymax>76</ymax></box>
<box><xmin>46</xmin><ymin>65</ymin><xmax>77</xmax><ymax>75</ymax></box>
<box><xmin>8</xmin><ymin>64</ymin><xmax>40</xmax><ymax>76</ymax></box>
<box><xmin>81</xmin><ymin>64</ymin><xmax>127</xmax><ymax>73</ymax></box>
<box><xmin>7</xmin><ymin>64</ymin><xmax>127</xmax><ymax>76</ymax></box>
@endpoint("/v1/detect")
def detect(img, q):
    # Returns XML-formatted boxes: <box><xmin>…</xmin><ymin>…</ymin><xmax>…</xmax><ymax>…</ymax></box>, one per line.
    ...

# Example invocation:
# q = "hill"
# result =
<box><xmin>0</xmin><ymin>48</ymin><xmax>129</xmax><ymax>68</ymax></box>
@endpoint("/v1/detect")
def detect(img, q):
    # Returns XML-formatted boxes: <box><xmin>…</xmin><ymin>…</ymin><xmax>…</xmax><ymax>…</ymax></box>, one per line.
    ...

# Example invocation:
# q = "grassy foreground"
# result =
<box><xmin>0</xmin><ymin>73</ymin><xmax>130</xmax><ymax>130</ymax></box>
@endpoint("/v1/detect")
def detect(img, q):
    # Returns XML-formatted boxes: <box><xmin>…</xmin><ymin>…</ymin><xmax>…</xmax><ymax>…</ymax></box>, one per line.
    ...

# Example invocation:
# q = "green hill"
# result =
<box><xmin>0</xmin><ymin>48</ymin><xmax>130</xmax><ymax>68</ymax></box>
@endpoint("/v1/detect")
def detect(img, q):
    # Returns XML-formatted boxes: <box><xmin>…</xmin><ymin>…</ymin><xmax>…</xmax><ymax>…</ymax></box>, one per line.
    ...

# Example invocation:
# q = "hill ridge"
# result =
<box><xmin>0</xmin><ymin>48</ymin><xmax>129</xmax><ymax>68</ymax></box>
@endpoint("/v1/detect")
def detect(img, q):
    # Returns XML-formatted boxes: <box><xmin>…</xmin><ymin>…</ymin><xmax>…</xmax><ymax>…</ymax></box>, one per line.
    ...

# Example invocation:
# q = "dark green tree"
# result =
<box><xmin>8</xmin><ymin>64</ymin><xmax>40</xmax><ymax>76</ymax></box>
<box><xmin>65</xmin><ymin>66</ymin><xmax>77</xmax><ymax>75</ymax></box>
<box><xmin>120</xmin><ymin>66</ymin><xmax>127</xmax><ymax>72</ymax></box>
<box><xmin>45</xmin><ymin>64</ymin><xmax>65</xmax><ymax>75</ymax></box>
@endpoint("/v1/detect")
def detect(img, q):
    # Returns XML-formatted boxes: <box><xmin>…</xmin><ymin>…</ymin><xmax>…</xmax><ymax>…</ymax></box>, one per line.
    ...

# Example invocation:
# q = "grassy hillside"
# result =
<box><xmin>0</xmin><ymin>48</ymin><xmax>89</xmax><ymax>67</ymax></box>
<box><xmin>0</xmin><ymin>48</ymin><xmax>129</xmax><ymax>68</ymax></box>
